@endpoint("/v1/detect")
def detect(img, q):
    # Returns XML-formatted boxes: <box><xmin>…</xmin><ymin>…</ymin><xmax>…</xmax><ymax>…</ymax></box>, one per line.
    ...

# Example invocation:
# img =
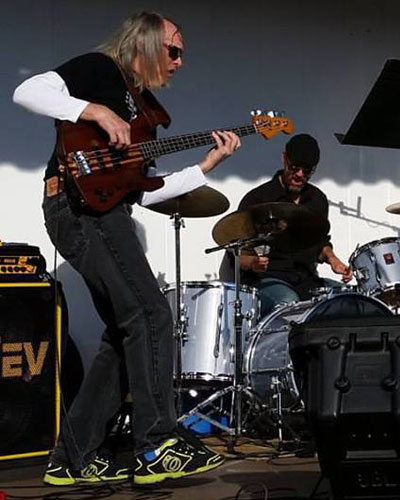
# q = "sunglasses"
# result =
<box><xmin>286</xmin><ymin>161</ymin><xmax>315</xmax><ymax>177</ymax></box>
<box><xmin>164</xmin><ymin>44</ymin><xmax>183</xmax><ymax>61</ymax></box>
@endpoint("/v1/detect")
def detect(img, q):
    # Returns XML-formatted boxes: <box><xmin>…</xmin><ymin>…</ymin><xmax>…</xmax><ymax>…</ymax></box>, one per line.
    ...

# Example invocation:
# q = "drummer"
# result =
<box><xmin>238</xmin><ymin>133</ymin><xmax>353</xmax><ymax>316</ymax></box>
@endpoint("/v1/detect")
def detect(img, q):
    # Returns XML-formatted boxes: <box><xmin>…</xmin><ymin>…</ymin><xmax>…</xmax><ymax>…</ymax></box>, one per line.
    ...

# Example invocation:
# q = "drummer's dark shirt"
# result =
<box><xmin>238</xmin><ymin>170</ymin><xmax>331</xmax><ymax>296</ymax></box>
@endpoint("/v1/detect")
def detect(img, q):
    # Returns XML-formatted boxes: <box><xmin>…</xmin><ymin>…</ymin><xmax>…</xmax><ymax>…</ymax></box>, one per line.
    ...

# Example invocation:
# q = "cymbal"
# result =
<box><xmin>386</xmin><ymin>203</ymin><xmax>400</xmax><ymax>214</ymax></box>
<box><xmin>212</xmin><ymin>202</ymin><xmax>330</xmax><ymax>251</ymax></box>
<box><xmin>148</xmin><ymin>186</ymin><xmax>230</xmax><ymax>218</ymax></box>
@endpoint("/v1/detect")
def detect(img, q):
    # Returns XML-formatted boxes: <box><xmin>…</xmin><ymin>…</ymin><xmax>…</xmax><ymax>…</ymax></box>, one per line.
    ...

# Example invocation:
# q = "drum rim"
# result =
<box><xmin>179</xmin><ymin>372</ymin><xmax>232</xmax><ymax>383</ymax></box>
<box><xmin>244</xmin><ymin>291</ymin><xmax>392</xmax><ymax>372</ymax></box>
<box><xmin>162</xmin><ymin>280</ymin><xmax>258</xmax><ymax>294</ymax></box>
<box><xmin>350</xmin><ymin>236</ymin><xmax>400</xmax><ymax>262</ymax></box>
<box><xmin>358</xmin><ymin>281</ymin><xmax>400</xmax><ymax>296</ymax></box>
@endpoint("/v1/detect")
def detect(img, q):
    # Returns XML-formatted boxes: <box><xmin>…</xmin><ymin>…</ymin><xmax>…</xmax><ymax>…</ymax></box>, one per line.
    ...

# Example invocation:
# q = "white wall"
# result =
<box><xmin>3</xmin><ymin>0</ymin><xmax>400</xmax><ymax>368</ymax></box>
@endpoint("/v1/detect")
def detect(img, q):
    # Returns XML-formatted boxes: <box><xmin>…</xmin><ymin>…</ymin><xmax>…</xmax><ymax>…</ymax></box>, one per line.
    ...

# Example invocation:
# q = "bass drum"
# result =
<box><xmin>244</xmin><ymin>291</ymin><xmax>393</xmax><ymax>408</ymax></box>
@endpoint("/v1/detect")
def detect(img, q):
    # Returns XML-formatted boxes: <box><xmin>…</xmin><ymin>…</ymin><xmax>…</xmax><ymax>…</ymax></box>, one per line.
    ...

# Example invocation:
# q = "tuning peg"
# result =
<box><xmin>262</xmin><ymin>110</ymin><xmax>287</xmax><ymax>118</ymax></box>
<box><xmin>250</xmin><ymin>109</ymin><xmax>262</xmax><ymax>117</ymax></box>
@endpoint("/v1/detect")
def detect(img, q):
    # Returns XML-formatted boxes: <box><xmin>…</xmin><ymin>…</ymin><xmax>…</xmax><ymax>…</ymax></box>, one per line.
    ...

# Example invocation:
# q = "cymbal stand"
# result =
<box><xmin>171</xmin><ymin>212</ymin><xmax>187</xmax><ymax>416</ymax></box>
<box><xmin>177</xmin><ymin>234</ymin><xmax>271</xmax><ymax>441</ymax></box>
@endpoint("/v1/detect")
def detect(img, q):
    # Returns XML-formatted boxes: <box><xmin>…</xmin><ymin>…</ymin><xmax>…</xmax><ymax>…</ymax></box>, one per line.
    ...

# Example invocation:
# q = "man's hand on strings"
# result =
<box><xmin>80</xmin><ymin>103</ymin><xmax>131</xmax><ymax>148</ymax></box>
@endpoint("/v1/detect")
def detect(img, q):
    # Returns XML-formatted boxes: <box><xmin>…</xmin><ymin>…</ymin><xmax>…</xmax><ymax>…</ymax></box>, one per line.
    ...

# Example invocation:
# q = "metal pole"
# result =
<box><xmin>173</xmin><ymin>213</ymin><xmax>184</xmax><ymax>416</ymax></box>
<box><xmin>232</xmin><ymin>246</ymin><xmax>243</xmax><ymax>438</ymax></box>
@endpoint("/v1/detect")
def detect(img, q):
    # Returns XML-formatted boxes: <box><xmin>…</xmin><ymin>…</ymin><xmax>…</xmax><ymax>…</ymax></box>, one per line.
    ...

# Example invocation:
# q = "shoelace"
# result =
<box><xmin>174</xmin><ymin>438</ymin><xmax>206</xmax><ymax>456</ymax></box>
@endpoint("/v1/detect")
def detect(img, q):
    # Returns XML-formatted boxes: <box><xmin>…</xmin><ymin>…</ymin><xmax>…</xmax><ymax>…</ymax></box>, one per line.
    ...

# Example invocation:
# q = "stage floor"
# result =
<box><xmin>0</xmin><ymin>437</ymin><xmax>329</xmax><ymax>500</ymax></box>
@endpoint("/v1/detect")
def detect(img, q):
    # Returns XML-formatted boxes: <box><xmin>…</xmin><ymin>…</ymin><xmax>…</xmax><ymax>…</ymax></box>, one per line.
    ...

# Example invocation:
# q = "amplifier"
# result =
<box><xmin>0</xmin><ymin>242</ymin><xmax>47</xmax><ymax>281</ymax></box>
<box><xmin>0</xmin><ymin>279</ymin><xmax>64</xmax><ymax>461</ymax></box>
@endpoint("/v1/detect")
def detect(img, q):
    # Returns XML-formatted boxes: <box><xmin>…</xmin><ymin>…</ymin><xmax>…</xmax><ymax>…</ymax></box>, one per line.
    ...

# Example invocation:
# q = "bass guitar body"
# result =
<box><xmin>57</xmin><ymin>116</ymin><xmax>165</xmax><ymax>213</ymax></box>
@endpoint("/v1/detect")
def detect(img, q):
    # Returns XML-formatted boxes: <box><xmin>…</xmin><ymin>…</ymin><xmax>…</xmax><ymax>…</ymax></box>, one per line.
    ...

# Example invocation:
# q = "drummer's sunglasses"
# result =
<box><xmin>286</xmin><ymin>161</ymin><xmax>315</xmax><ymax>177</ymax></box>
<box><xmin>164</xmin><ymin>44</ymin><xmax>184</xmax><ymax>61</ymax></box>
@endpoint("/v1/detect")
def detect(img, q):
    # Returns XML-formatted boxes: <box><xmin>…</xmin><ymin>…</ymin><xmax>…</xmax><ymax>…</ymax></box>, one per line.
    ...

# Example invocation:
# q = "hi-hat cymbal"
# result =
<box><xmin>386</xmin><ymin>203</ymin><xmax>400</xmax><ymax>214</ymax></box>
<box><xmin>212</xmin><ymin>202</ymin><xmax>330</xmax><ymax>251</ymax></box>
<box><xmin>147</xmin><ymin>186</ymin><xmax>230</xmax><ymax>218</ymax></box>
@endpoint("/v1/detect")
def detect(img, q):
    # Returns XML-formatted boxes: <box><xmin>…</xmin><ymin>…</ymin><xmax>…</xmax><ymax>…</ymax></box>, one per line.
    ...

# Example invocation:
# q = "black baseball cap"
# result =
<box><xmin>285</xmin><ymin>134</ymin><xmax>320</xmax><ymax>168</ymax></box>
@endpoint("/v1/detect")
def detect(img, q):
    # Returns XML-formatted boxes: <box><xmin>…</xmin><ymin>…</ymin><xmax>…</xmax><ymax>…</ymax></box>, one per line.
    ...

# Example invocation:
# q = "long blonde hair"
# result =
<box><xmin>99</xmin><ymin>11</ymin><xmax>180</xmax><ymax>90</ymax></box>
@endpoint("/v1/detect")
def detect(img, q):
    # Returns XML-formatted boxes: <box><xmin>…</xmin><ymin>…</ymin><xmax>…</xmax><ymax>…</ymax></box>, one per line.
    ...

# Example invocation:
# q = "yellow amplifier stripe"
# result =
<box><xmin>55</xmin><ymin>296</ymin><xmax>62</xmax><ymax>438</ymax></box>
<box><xmin>0</xmin><ymin>450</ymin><xmax>50</xmax><ymax>461</ymax></box>
<box><xmin>0</xmin><ymin>282</ymin><xmax>51</xmax><ymax>287</ymax></box>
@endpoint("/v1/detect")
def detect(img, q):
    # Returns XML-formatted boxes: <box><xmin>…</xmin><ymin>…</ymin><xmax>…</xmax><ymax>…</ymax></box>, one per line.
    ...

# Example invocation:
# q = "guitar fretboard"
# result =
<box><xmin>138</xmin><ymin>125</ymin><xmax>257</xmax><ymax>160</ymax></box>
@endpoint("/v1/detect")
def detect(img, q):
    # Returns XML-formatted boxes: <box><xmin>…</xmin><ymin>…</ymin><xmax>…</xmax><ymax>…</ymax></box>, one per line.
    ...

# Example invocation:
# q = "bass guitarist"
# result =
<box><xmin>13</xmin><ymin>11</ymin><xmax>240</xmax><ymax>486</ymax></box>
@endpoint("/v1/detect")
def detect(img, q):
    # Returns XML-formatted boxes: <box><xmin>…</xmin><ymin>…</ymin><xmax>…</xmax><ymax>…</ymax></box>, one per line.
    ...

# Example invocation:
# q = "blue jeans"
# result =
<box><xmin>43</xmin><ymin>192</ymin><xmax>176</xmax><ymax>468</ymax></box>
<box><xmin>256</xmin><ymin>277</ymin><xmax>344</xmax><ymax>317</ymax></box>
<box><xmin>256</xmin><ymin>278</ymin><xmax>300</xmax><ymax>317</ymax></box>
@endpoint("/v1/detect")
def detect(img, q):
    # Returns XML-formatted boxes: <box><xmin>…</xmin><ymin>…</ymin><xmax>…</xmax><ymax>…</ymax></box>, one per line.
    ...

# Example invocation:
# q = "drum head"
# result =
<box><xmin>244</xmin><ymin>292</ymin><xmax>392</xmax><ymax>407</ymax></box>
<box><xmin>304</xmin><ymin>292</ymin><xmax>392</xmax><ymax>322</ymax></box>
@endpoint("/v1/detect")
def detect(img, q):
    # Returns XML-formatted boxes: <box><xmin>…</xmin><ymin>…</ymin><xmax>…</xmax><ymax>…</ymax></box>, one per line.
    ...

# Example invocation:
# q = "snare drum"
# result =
<box><xmin>349</xmin><ymin>237</ymin><xmax>400</xmax><ymax>305</ymax></box>
<box><xmin>244</xmin><ymin>291</ymin><xmax>392</xmax><ymax>407</ymax></box>
<box><xmin>163</xmin><ymin>281</ymin><xmax>259</xmax><ymax>383</ymax></box>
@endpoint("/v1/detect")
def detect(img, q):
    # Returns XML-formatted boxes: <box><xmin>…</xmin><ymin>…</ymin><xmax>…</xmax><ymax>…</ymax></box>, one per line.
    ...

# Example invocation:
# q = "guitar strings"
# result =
<box><xmin>83</xmin><ymin>125</ymin><xmax>256</xmax><ymax>158</ymax></box>
<box><xmin>69</xmin><ymin>124</ymin><xmax>259</xmax><ymax>164</ymax></box>
<box><xmin>67</xmin><ymin>119</ymin><xmax>288</xmax><ymax>171</ymax></box>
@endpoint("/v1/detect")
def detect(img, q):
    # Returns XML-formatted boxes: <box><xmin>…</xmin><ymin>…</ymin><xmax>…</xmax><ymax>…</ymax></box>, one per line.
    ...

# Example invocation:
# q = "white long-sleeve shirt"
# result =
<box><xmin>13</xmin><ymin>70</ymin><xmax>207</xmax><ymax>206</ymax></box>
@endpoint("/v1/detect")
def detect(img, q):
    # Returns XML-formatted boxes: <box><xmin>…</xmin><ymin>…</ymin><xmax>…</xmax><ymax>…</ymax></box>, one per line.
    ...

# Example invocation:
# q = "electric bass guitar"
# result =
<box><xmin>57</xmin><ymin>110</ymin><xmax>294</xmax><ymax>213</ymax></box>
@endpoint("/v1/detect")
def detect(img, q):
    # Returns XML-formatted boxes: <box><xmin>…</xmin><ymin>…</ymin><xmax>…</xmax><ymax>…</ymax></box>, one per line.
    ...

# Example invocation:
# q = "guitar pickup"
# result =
<box><xmin>72</xmin><ymin>151</ymin><xmax>92</xmax><ymax>175</ymax></box>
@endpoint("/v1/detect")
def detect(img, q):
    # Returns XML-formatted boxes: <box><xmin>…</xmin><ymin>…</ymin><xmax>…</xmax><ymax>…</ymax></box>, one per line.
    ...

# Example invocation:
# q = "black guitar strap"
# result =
<box><xmin>120</xmin><ymin>71</ymin><xmax>171</xmax><ymax>130</ymax></box>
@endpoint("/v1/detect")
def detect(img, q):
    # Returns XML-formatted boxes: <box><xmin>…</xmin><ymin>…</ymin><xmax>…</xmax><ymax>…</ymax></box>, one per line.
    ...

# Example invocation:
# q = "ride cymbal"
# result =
<box><xmin>147</xmin><ymin>185</ymin><xmax>230</xmax><ymax>218</ymax></box>
<box><xmin>212</xmin><ymin>202</ymin><xmax>330</xmax><ymax>251</ymax></box>
<box><xmin>385</xmin><ymin>203</ymin><xmax>400</xmax><ymax>214</ymax></box>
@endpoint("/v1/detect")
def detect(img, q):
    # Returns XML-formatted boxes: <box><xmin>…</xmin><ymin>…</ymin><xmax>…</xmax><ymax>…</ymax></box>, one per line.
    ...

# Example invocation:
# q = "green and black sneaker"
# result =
<box><xmin>134</xmin><ymin>436</ymin><xmax>224</xmax><ymax>485</ymax></box>
<box><xmin>43</xmin><ymin>456</ymin><xmax>132</xmax><ymax>486</ymax></box>
<box><xmin>43</xmin><ymin>463</ymin><xmax>86</xmax><ymax>486</ymax></box>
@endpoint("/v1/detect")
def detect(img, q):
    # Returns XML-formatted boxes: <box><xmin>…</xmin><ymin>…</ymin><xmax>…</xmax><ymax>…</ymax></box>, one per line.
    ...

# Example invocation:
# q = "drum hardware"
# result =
<box><xmin>271</xmin><ymin>375</ymin><xmax>284</xmax><ymax>443</ymax></box>
<box><xmin>213</xmin><ymin>302</ymin><xmax>224</xmax><ymax>359</ymax></box>
<box><xmin>270</xmin><ymin>372</ymin><xmax>301</xmax><ymax>450</ymax></box>
<box><xmin>353</xmin><ymin>267</ymin><xmax>369</xmax><ymax>283</ymax></box>
<box><xmin>172</xmin><ymin>212</ymin><xmax>185</xmax><ymax>414</ymax></box>
<box><xmin>176</xmin><ymin>233</ymin><xmax>273</xmax><ymax>441</ymax></box>
<box><xmin>148</xmin><ymin>186</ymin><xmax>230</xmax><ymax>414</ymax></box>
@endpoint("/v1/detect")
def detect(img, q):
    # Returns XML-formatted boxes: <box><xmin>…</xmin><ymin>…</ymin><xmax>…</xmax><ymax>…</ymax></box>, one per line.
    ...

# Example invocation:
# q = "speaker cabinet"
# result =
<box><xmin>290</xmin><ymin>315</ymin><xmax>400</xmax><ymax>499</ymax></box>
<box><xmin>0</xmin><ymin>280</ymin><xmax>63</xmax><ymax>461</ymax></box>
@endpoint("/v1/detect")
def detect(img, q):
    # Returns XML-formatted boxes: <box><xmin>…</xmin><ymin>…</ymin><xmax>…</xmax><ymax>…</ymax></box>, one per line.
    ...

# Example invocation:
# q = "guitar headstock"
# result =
<box><xmin>251</xmin><ymin>110</ymin><xmax>294</xmax><ymax>140</ymax></box>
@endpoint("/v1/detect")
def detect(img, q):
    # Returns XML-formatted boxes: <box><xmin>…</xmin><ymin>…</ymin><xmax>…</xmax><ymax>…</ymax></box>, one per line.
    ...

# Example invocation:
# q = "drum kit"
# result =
<box><xmin>148</xmin><ymin>187</ymin><xmax>399</xmax><ymax>444</ymax></box>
